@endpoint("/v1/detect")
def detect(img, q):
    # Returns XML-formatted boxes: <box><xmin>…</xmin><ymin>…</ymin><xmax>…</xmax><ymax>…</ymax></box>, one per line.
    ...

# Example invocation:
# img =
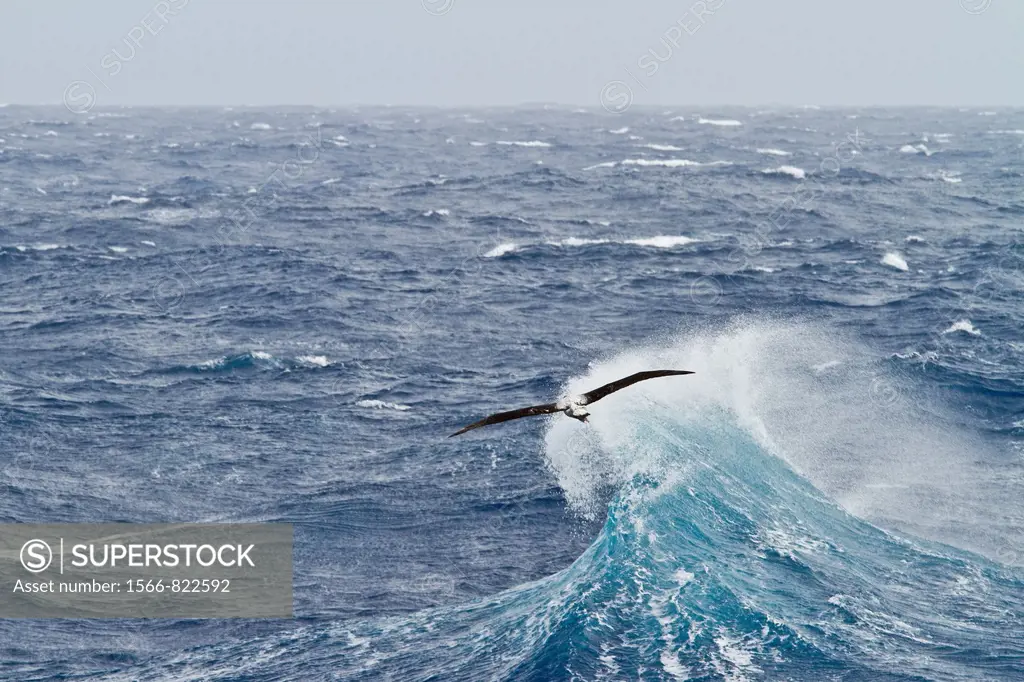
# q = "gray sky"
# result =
<box><xmin>2</xmin><ymin>0</ymin><xmax>1021</xmax><ymax>107</ymax></box>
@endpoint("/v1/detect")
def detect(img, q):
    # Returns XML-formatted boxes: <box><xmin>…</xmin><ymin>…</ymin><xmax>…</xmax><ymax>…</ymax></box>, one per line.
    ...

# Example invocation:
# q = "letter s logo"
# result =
<box><xmin>63</xmin><ymin>81</ymin><xmax>97</xmax><ymax>115</ymax></box>
<box><xmin>20</xmin><ymin>539</ymin><xmax>53</xmax><ymax>573</ymax></box>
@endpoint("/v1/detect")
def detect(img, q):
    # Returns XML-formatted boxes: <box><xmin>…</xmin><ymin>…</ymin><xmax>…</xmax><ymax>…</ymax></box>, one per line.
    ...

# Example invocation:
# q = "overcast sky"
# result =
<box><xmin>2</xmin><ymin>0</ymin><xmax>1021</xmax><ymax>107</ymax></box>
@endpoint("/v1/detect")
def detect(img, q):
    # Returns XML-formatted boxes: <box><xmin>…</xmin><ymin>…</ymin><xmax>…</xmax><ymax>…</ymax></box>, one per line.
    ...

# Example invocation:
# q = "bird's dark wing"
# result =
<box><xmin>449</xmin><ymin>402</ymin><xmax>560</xmax><ymax>437</ymax></box>
<box><xmin>581</xmin><ymin>369</ymin><xmax>694</xmax><ymax>405</ymax></box>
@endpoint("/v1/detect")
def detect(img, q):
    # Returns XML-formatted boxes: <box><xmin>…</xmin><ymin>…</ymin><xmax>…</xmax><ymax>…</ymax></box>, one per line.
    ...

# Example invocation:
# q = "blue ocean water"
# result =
<box><xmin>0</xmin><ymin>105</ymin><xmax>1022</xmax><ymax>681</ymax></box>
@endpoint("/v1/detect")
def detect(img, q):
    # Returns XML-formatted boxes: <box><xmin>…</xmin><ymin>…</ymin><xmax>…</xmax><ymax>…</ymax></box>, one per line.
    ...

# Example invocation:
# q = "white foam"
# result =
<box><xmin>905</xmin><ymin>235</ymin><xmax>926</xmax><ymax>244</ymax></box>
<box><xmin>608</xmin><ymin>127</ymin><xmax>629</xmax><ymax>135</ymax></box>
<box><xmin>935</xmin><ymin>170</ymin><xmax>962</xmax><ymax>184</ymax></box>
<box><xmin>15</xmin><ymin>244</ymin><xmax>63</xmax><ymax>252</ymax></box>
<box><xmin>614</xmin><ymin>158</ymin><xmax>731</xmax><ymax>169</ymax></box>
<box><xmin>484</xmin><ymin>242</ymin><xmax>519</xmax><ymax>258</ymax></box>
<box><xmin>108</xmin><ymin>246</ymin><xmax>129</xmax><ymax>253</ymax></box>
<box><xmin>469</xmin><ymin>141</ymin><xmax>487</xmax><ymax>147</ymax></box>
<box><xmin>582</xmin><ymin>161</ymin><xmax>618</xmax><ymax>171</ymax></box>
<box><xmin>541</xmin><ymin>320</ymin><xmax>1010</xmax><ymax>565</ymax></box>
<box><xmin>696</xmin><ymin>117</ymin><xmax>743</xmax><ymax>127</ymax></box>
<box><xmin>990</xmin><ymin>129</ymin><xmax>1024</xmax><ymax>135</ymax></box>
<box><xmin>251</xmin><ymin>351</ymin><xmax>274</xmax><ymax>360</ymax></box>
<box><xmin>109</xmin><ymin>194</ymin><xmax>149</xmax><ymax>206</ymax></box>
<box><xmin>757</xmin><ymin>148</ymin><xmax>791</xmax><ymax>156</ymax></box>
<box><xmin>298</xmin><ymin>355</ymin><xmax>331</xmax><ymax>367</ymax></box>
<box><xmin>762</xmin><ymin>165</ymin><xmax>806</xmax><ymax>179</ymax></box>
<box><xmin>141</xmin><ymin>240</ymin><xmax>156</xmax><ymax>247</ymax></box>
<box><xmin>899</xmin><ymin>144</ymin><xmax>933</xmax><ymax>156</ymax></box>
<box><xmin>881</xmin><ymin>252</ymin><xmax>909</xmax><ymax>271</ymax></box>
<box><xmin>943</xmin><ymin>320</ymin><xmax>981</xmax><ymax>336</ymax></box>
<box><xmin>321</xmin><ymin>178</ymin><xmax>341</xmax><ymax>185</ymax></box>
<box><xmin>624</xmin><ymin>235</ymin><xmax>699</xmax><ymax>248</ymax></box>
<box><xmin>488</xmin><ymin>235</ymin><xmax>698</xmax><ymax>256</ymax></box>
<box><xmin>250</xmin><ymin>122</ymin><xmax>272</xmax><ymax>130</ymax></box>
<box><xmin>422</xmin><ymin>209</ymin><xmax>450</xmax><ymax>217</ymax></box>
<box><xmin>548</xmin><ymin>237</ymin><xmax>610</xmax><ymax>247</ymax></box>
<box><xmin>641</xmin><ymin>143</ymin><xmax>684</xmax><ymax>151</ymax></box>
<box><xmin>812</xmin><ymin>360</ymin><xmax>842</xmax><ymax>373</ymax></box>
<box><xmin>711</xmin><ymin>633</ymin><xmax>761</xmax><ymax>681</ymax></box>
<box><xmin>496</xmin><ymin>140</ymin><xmax>551</xmax><ymax>147</ymax></box>
<box><xmin>356</xmin><ymin>399</ymin><xmax>411</xmax><ymax>411</ymax></box>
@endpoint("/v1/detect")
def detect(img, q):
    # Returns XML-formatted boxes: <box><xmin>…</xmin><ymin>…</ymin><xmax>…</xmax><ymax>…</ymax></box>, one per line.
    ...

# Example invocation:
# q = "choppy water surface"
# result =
<box><xmin>1</xmin><ymin>106</ymin><xmax>1022</xmax><ymax>680</ymax></box>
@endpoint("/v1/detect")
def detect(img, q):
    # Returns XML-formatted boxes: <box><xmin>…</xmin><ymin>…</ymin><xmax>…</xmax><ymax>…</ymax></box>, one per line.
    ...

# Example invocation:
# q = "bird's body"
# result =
<box><xmin>449</xmin><ymin>369</ymin><xmax>693</xmax><ymax>437</ymax></box>
<box><xmin>558</xmin><ymin>396</ymin><xmax>591</xmax><ymax>422</ymax></box>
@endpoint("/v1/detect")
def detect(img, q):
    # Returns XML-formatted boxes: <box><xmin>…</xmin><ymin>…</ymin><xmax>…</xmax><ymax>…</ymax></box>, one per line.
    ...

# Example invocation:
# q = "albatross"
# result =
<box><xmin>449</xmin><ymin>369</ymin><xmax>694</xmax><ymax>437</ymax></box>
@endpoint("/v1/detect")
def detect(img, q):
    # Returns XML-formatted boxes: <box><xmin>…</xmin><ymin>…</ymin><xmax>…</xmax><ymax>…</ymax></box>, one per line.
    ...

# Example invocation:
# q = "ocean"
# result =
<box><xmin>0</xmin><ymin>105</ymin><xmax>1022</xmax><ymax>680</ymax></box>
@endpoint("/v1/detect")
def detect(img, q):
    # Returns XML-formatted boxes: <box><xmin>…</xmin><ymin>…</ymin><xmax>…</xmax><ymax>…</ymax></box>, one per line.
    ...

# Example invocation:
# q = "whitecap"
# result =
<box><xmin>250</xmin><ymin>122</ymin><xmax>272</xmax><ymax>130</ymax></box>
<box><xmin>608</xmin><ymin>127</ymin><xmax>629</xmax><ymax>134</ymax></box>
<box><xmin>422</xmin><ymin>209</ymin><xmax>450</xmax><ymax>217</ymax></box>
<box><xmin>321</xmin><ymin>178</ymin><xmax>341</xmax><ymax>185</ymax></box>
<box><xmin>813</xmin><ymin>360</ymin><xmax>842</xmax><ymax>373</ymax></box>
<box><xmin>496</xmin><ymin>140</ymin><xmax>552</xmax><ymax>147</ymax></box>
<box><xmin>356</xmin><ymin>399</ymin><xmax>411</xmax><ymax>411</ymax></box>
<box><xmin>109</xmin><ymin>194</ymin><xmax>150</xmax><ymax>206</ymax></box>
<box><xmin>905</xmin><ymin>235</ymin><xmax>926</xmax><ymax>244</ymax></box>
<box><xmin>141</xmin><ymin>240</ymin><xmax>156</xmax><ymax>247</ymax></box>
<box><xmin>298</xmin><ymin>355</ymin><xmax>331</xmax><ymax>367</ymax></box>
<box><xmin>697</xmin><ymin>117</ymin><xmax>743</xmax><ymax>126</ymax></box>
<box><xmin>881</xmin><ymin>252</ymin><xmax>909</xmax><ymax>271</ymax></box>
<box><xmin>484</xmin><ymin>242</ymin><xmax>519</xmax><ymax>258</ymax></box>
<box><xmin>547</xmin><ymin>237</ymin><xmax>611</xmax><ymax>247</ymax></box>
<box><xmin>757</xmin><ymin>148</ymin><xmax>792</xmax><ymax>156</ymax></box>
<box><xmin>943</xmin><ymin>320</ymin><xmax>981</xmax><ymax>336</ymax></box>
<box><xmin>469</xmin><ymin>141</ymin><xmax>487</xmax><ymax>147</ymax></box>
<box><xmin>619</xmin><ymin>158</ymin><xmax>730</xmax><ymax>168</ymax></box>
<box><xmin>641</xmin><ymin>143</ymin><xmax>684</xmax><ymax>151</ymax></box>
<box><xmin>762</xmin><ymin>165</ymin><xmax>806</xmax><ymax>179</ymax></box>
<box><xmin>108</xmin><ymin>246</ymin><xmax>129</xmax><ymax>253</ymax></box>
<box><xmin>15</xmin><ymin>244</ymin><xmax>63</xmax><ymax>252</ymax></box>
<box><xmin>935</xmin><ymin>170</ymin><xmax>962</xmax><ymax>183</ymax></box>
<box><xmin>624</xmin><ymin>235</ymin><xmax>699</xmax><ymax>248</ymax></box>
<box><xmin>899</xmin><ymin>144</ymin><xmax>933</xmax><ymax>156</ymax></box>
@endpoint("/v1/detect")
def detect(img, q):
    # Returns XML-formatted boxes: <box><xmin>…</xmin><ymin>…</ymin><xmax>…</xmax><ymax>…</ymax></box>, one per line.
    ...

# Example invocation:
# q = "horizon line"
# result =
<box><xmin>3</xmin><ymin>102</ymin><xmax>1024</xmax><ymax>110</ymax></box>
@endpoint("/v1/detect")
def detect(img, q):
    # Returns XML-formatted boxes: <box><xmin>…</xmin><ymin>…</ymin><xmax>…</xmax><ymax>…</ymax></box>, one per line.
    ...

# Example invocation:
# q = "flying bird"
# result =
<box><xmin>449</xmin><ymin>369</ymin><xmax>694</xmax><ymax>437</ymax></box>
